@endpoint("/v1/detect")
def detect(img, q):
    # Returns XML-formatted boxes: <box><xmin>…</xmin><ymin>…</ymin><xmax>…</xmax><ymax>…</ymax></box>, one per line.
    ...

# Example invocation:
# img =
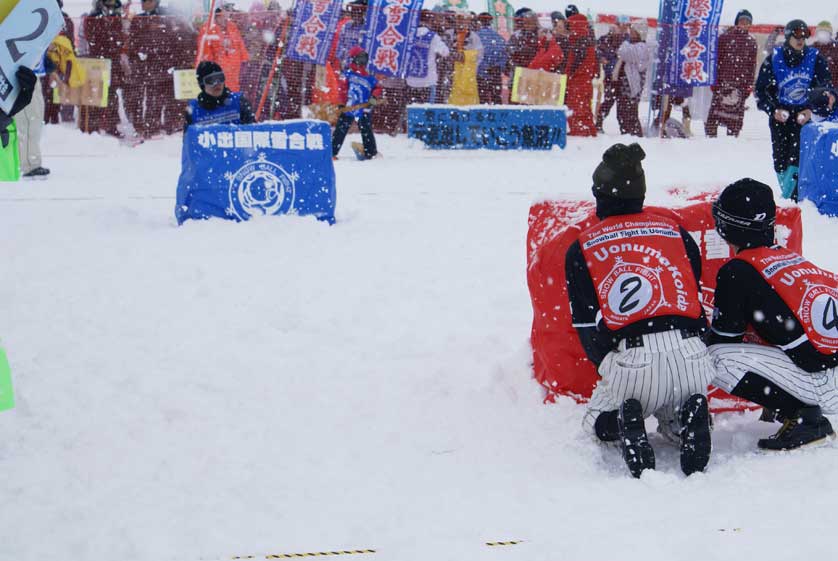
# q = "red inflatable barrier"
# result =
<box><xmin>526</xmin><ymin>192</ymin><xmax>803</xmax><ymax>413</ymax></box>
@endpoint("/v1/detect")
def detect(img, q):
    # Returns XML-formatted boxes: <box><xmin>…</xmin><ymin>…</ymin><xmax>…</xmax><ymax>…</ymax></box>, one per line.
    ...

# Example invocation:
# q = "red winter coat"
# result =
<box><xmin>196</xmin><ymin>19</ymin><xmax>250</xmax><ymax>90</ymax></box>
<box><xmin>563</xmin><ymin>15</ymin><xmax>597</xmax><ymax>136</ymax></box>
<box><xmin>529</xmin><ymin>36</ymin><xmax>564</xmax><ymax>72</ymax></box>
<box><xmin>507</xmin><ymin>29</ymin><xmax>539</xmax><ymax>69</ymax></box>
<box><xmin>714</xmin><ymin>26</ymin><xmax>758</xmax><ymax>92</ymax></box>
<box><xmin>83</xmin><ymin>14</ymin><xmax>126</xmax><ymax>86</ymax></box>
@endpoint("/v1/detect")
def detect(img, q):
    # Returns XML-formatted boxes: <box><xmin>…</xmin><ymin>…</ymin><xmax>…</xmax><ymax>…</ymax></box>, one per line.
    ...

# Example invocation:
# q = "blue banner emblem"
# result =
<box><xmin>659</xmin><ymin>0</ymin><xmax>724</xmax><ymax>88</ymax></box>
<box><xmin>407</xmin><ymin>105</ymin><xmax>567</xmax><ymax>150</ymax></box>
<box><xmin>363</xmin><ymin>0</ymin><xmax>422</xmax><ymax>78</ymax></box>
<box><xmin>286</xmin><ymin>0</ymin><xmax>344</xmax><ymax>65</ymax></box>
<box><xmin>176</xmin><ymin>121</ymin><xmax>336</xmax><ymax>225</ymax></box>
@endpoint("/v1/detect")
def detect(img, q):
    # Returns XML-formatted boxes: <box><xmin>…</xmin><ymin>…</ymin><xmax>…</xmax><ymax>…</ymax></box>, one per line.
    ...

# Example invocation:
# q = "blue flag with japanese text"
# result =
<box><xmin>659</xmin><ymin>0</ymin><xmax>724</xmax><ymax>88</ymax></box>
<box><xmin>363</xmin><ymin>0</ymin><xmax>423</xmax><ymax>78</ymax></box>
<box><xmin>286</xmin><ymin>0</ymin><xmax>343</xmax><ymax>65</ymax></box>
<box><xmin>176</xmin><ymin>121</ymin><xmax>336</xmax><ymax>225</ymax></box>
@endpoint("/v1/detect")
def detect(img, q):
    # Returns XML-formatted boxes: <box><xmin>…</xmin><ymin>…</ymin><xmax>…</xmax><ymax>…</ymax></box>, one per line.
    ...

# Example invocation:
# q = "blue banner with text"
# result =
<box><xmin>176</xmin><ymin>121</ymin><xmax>336</xmax><ymax>225</ymax></box>
<box><xmin>363</xmin><ymin>0</ymin><xmax>423</xmax><ymax>78</ymax></box>
<box><xmin>407</xmin><ymin>105</ymin><xmax>567</xmax><ymax>150</ymax></box>
<box><xmin>286</xmin><ymin>0</ymin><xmax>343</xmax><ymax>65</ymax></box>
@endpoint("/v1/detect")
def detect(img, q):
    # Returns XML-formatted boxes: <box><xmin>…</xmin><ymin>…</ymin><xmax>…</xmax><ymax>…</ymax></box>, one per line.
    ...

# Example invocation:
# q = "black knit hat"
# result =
<box><xmin>550</xmin><ymin>10</ymin><xmax>565</xmax><ymax>22</ymax></box>
<box><xmin>713</xmin><ymin>178</ymin><xmax>776</xmax><ymax>249</ymax></box>
<box><xmin>514</xmin><ymin>7</ymin><xmax>534</xmax><ymax>18</ymax></box>
<box><xmin>592</xmin><ymin>143</ymin><xmax>647</xmax><ymax>201</ymax></box>
<box><xmin>565</xmin><ymin>4</ymin><xmax>579</xmax><ymax>18</ymax></box>
<box><xmin>735</xmin><ymin>10</ymin><xmax>752</xmax><ymax>25</ymax></box>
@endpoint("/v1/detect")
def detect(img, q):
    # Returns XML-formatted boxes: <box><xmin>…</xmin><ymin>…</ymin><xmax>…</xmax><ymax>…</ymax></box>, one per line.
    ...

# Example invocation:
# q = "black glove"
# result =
<box><xmin>9</xmin><ymin>66</ymin><xmax>37</xmax><ymax>118</ymax></box>
<box><xmin>0</xmin><ymin>127</ymin><xmax>9</xmax><ymax>149</ymax></box>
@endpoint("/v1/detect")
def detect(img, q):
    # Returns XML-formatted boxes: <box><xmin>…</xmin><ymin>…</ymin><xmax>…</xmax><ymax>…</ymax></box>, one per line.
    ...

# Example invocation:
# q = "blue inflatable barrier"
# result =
<box><xmin>176</xmin><ymin>120</ymin><xmax>336</xmax><ymax>225</ymax></box>
<box><xmin>799</xmin><ymin>122</ymin><xmax>838</xmax><ymax>216</ymax></box>
<box><xmin>407</xmin><ymin>105</ymin><xmax>567</xmax><ymax>150</ymax></box>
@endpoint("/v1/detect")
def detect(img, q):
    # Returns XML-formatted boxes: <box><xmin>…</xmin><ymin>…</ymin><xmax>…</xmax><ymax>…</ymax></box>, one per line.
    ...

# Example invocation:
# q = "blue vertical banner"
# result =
<box><xmin>659</xmin><ymin>0</ymin><xmax>724</xmax><ymax>88</ymax></box>
<box><xmin>286</xmin><ymin>0</ymin><xmax>344</xmax><ymax>65</ymax></box>
<box><xmin>362</xmin><ymin>0</ymin><xmax>423</xmax><ymax>78</ymax></box>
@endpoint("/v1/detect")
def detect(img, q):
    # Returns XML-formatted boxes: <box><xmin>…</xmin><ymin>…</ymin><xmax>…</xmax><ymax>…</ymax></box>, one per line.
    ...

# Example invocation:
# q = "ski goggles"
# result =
<box><xmin>352</xmin><ymin>53</ymin><xmax>369</xmax><ymax>66</ymax></box>
<box><xmin>788</xmin><ymin>26</ymin><xmax>811</xmax><ymax>40</ymax></box>
<box><xmin>202</xmin><ymin>71</ymin><xmax>225</xmax><ymax>86</ymax></box>
<box><xmin>712</xmin><ymin>201</ymin><xmax>775</xmax><ymax>232</ymax></box>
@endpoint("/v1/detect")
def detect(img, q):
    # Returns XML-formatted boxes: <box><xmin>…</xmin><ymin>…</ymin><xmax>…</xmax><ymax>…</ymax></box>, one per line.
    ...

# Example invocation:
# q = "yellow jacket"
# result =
<box><xmin>47</xmin><ymin>35</ymin><xmax>86</xmax><ymax>88</ymax></box>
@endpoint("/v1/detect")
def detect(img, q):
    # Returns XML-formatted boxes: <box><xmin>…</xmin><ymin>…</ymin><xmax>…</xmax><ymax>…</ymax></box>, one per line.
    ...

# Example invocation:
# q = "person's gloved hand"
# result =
<box><xmin>10</xmin><ymin>66</ymin><xmax>36</xmax><ymax>118</ymax></box>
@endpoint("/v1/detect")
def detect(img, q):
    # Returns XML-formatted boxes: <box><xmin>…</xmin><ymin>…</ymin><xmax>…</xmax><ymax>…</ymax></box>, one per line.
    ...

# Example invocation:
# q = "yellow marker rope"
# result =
<box><xmin>233</xmin><ymin>549</ymin><xmax>376</xmax><ymax>559</ymax></box>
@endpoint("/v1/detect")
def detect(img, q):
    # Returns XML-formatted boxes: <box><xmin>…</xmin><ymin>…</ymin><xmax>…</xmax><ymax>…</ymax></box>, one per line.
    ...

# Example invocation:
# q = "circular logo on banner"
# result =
<box><xmin>600</xmin><ymin>263</ymin><xmax>662</xmax><ymax>320</ymax></box>
<box><xmin>228</xmin><ymin>154</ymin><xmax>295</xmax><ymax>220</ymax></box>
<box><xmin>799</xmin><ymin>284</ymin><xmax>838</xmax><ymax>349</ymax></box>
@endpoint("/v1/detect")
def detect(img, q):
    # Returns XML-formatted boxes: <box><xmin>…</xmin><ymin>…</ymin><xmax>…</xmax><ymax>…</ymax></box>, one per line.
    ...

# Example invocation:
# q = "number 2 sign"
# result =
<box><xmin>0</xmin><ymin>0</ymin><xmax>63</xmax><ymax>114</ymax></box>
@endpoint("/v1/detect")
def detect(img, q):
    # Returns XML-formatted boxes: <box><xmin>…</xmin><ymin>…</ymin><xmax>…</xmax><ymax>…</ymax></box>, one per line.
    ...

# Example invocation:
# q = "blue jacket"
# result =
<box><xmin>476</xmin><ymin>27</ymin><xmax>508</xmax><ymax>75</ymax></box>
<box><xmin>341</xmin><ymin>68</ymin><xmax>378</xmax><ymax>119</ymax></box>
<box><xmin>755</xmin><ymin>45</ymin><xmax>832</xmax><ymax>115</ymax></box>
<box><xmin>184</xmin><ymin>90</ymin><xmax>256</xmax><ymax>130</ymax></box>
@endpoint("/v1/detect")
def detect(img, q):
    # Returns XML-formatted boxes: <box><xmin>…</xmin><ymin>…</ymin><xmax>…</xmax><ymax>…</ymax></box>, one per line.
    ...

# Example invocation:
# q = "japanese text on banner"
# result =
<box><xmin>286</xmin><ymin>0</ymin><xmax>343</xmax><ymax>65</ymax></box>
<box><xmin>666</xmin><ymin>0</ymin><xmax>724</xmax><ymax>87</ymax></box>
<box><xmin>363</xmin><ymin>0</ymin><xmax>422</xmax><ymax>77</ymax></box>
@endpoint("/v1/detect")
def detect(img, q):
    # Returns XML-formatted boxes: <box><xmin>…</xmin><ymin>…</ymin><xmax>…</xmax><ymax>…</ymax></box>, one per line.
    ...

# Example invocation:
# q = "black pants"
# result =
<box><xmin>769</xmin><ymin>114</ymin><xmax>802</xmax><ymax>174</ymax></box>
<box><xmin>332</xmin><ymin>112</ymin><xmax>377</xmax><ymax>158</ymax></box>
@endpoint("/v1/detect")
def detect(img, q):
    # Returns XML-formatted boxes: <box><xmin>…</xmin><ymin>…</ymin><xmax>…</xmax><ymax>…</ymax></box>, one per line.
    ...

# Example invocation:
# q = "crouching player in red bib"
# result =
<box><xmin>565</xmin><ymin>143</ymin><xmax>714</xmax><ymax>478</ymax></box>
<box><xmin>708</xmin><ymin>179</ymin><xmax>838</xmax><ymax>451</ymax></box>
<box><xmin>332</xmin><ymin>46</ymin><xmax>381</xmax><ymax>161</ymax></box>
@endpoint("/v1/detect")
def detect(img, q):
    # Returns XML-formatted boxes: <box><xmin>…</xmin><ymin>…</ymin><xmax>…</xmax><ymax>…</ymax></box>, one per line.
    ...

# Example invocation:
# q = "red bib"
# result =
<box><xmin>578</xmin><ymin>212</ymin><xmax>703</xmax><ymax>330</ymax></box>
<box><xmin>740</xmin><ymin>246</ymin><xmax>838</xmax><ymax>354</ymax></box>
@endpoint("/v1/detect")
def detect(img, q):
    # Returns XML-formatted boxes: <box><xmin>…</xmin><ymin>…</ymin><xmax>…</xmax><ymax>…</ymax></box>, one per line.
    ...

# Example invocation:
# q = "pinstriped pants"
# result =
<box><xmin>709</xmin><ymin>344</ymin><xmax>838</xmax><ymax>414</ymax></box>
<box><xmin>583</xmin><ymin>331</ymin><xmax>714</xmax><ymax>436</ymax></box>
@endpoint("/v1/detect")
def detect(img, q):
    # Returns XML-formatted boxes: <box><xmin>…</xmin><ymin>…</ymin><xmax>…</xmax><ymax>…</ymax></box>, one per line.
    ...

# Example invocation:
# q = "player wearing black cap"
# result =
<box><xmin>754</xmin><ymin>19</ymin><xmax>832</xmax><ymax>201</ymax></box>
<box><xmin>708</xmin><ymin>179</ymin><xmax>838</xmax><ymax>451</ymax></box>
<box><xmin>184</xmin><ymin>61</ymin><xmax>255</xmax><ymax>130</ymax></box>
<box><xmin>565</xmin><ymin>143</ymin><xmax>713</xmax><ymax>478</ymax></box>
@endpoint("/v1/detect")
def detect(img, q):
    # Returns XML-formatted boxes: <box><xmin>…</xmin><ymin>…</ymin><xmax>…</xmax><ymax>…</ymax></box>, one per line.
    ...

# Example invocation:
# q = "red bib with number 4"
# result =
<box><xmin>741</xmin><ymin>246</ymin><xmax>838</xmax><ymax>354</ymax></box>
<box><xmin>579</xmin><ymin>212</ymin><xmax>703</xmax><ymax>331</ymax></box>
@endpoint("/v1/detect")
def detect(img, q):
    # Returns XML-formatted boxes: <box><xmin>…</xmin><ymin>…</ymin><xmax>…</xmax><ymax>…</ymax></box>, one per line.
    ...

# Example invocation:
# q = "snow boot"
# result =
<box><xmin>679</xmin><ymin>394</ymin><xmax>712</xmax><ymax>475</ymax></box>
<box><xmin>22</xmin><ymin>167</ymin><xmax>50</xmax><ymax>179</ymax></box>
<box><xmin>758</xmin><ymin>405</ymin><xmax>836</xmax><ymax>451</ymax></box>
<box><xmin>617</xmin><ymin>399</ymin><xmax>655</xmax><ymax>478</ymax></box>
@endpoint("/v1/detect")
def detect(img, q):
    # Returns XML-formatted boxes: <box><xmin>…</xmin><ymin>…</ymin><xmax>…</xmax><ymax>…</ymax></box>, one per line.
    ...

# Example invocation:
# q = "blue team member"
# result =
<box><xmin>332</xmin><ymin>46</ymin><xmax>381</xmax><ymax>160</ymax></box>
<box><xmin>754</xmin><ymin>19</ymin><xmax>831</xmax><ymax>202</ymax></box>
<box><xmin>184</xmin><ymin>61</ymin><xmax>255</xmax><ymax>130</ymax></box>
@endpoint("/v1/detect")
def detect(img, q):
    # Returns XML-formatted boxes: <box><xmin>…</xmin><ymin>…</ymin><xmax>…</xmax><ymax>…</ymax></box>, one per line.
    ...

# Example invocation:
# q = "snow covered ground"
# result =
<box><xmin>1</xmin><ymin>104</ymin><xmax>838</xmax><ymax>561</ymax></box>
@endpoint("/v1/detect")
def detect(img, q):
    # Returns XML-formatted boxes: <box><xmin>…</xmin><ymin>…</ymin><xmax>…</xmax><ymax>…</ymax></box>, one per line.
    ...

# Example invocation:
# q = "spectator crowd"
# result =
<box><xmin>22</xmin><ymin>1</ymin><xmax>838</xmax><ymax>150</ymax></box>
